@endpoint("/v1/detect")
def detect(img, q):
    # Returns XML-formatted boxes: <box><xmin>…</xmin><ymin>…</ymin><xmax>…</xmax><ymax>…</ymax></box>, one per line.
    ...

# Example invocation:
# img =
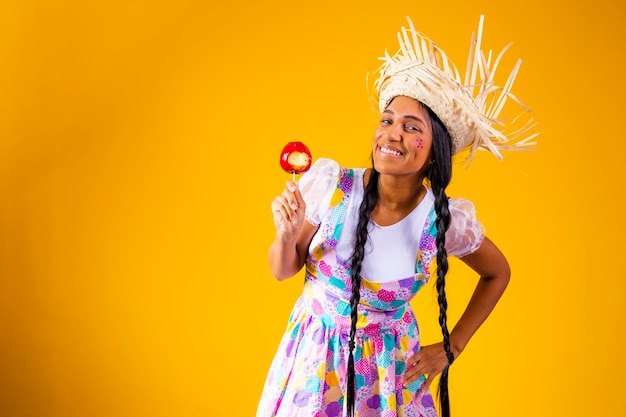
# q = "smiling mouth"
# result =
<box><xmin>380</xmin><ymin>146</ymin><xmax>403</xmax><ymax>157</ymax></box>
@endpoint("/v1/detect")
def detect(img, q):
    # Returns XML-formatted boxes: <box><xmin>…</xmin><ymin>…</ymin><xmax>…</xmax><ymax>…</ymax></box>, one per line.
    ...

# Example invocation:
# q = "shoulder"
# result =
<box><xmin>449</xmin><ymin>197</ymin><xmax>478</xmax><ymax>215</ymax></box>
<box><xmin>300</xmin><ymin>158</ymin><xmax>367</xmax><ymax>190</ymax></box>
<box><xmin>445</xmin><ymin>197</ymin><xmax>485</xmax><ymax>258</ymax></box>
<box><xmin>298</xmin><ymin>158</ymin><xmax>339</xmax><ymax>192</ymax></box>
<box><xmin>447</xmin><ymin>196</ymin><xmax>482</xmax><ymax>230</ymax></box>
<box><xmin>299</xmin><ymin>158</ymin><xmax>341</xmax><ymax>226</ymax></box>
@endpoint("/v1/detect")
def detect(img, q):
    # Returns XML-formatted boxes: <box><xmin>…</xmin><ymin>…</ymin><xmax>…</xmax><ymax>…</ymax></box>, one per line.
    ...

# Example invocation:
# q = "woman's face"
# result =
<box><xmin>372</xmin><ymin>96</ymin><xmax>433</xmax><ymax>178</ymax></box>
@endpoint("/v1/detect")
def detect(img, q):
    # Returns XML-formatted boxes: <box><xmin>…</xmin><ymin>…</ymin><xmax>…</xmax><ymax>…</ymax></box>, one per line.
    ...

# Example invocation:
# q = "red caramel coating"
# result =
<box><xmin>280</xmin><ymin>141</ymin><xmax>312</xmax><ymax>174</ymax></box>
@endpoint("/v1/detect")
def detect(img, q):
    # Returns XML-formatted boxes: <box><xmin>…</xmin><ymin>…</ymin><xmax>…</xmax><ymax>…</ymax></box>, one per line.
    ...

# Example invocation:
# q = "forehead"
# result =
<box><xmin>384</xmin><ymin>96</ymin><xmax>431</xmax><ymax>127</ymax></box>
<box><xmin>385</xmin><ymin>96</ymin><xmax>429</xmax><ymax>118</ymax></box>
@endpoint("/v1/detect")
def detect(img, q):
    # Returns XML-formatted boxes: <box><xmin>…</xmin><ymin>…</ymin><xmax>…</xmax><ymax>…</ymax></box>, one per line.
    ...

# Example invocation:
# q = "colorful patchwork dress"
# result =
<box><xmin>257</xmin><ymin>159</ymin><xmax>484</xmax><ymax>417</ymax></box>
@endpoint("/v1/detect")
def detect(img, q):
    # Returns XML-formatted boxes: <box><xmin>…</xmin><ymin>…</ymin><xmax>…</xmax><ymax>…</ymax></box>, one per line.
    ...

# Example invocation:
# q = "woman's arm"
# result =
<box><xmin>449</xmin><ymin>236</ymin><xmax>510</xmax><ymax>357</ymax></box>
<box><xmin>403</xmin><ymin>236</ymin><xmax>510</xmax><ymax>389</ymax></box>
<box><xmin>268</xmin><ymin>181</ymin><xmax>320</xmax><ymax>280</ymax></box>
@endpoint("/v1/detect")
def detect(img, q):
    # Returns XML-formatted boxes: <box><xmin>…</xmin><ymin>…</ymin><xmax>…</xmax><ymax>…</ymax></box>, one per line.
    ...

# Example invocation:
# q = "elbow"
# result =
<box><xmin>502</xmin><ymin>269</ymin><xmax>511</xmax><ymax>291</ymax></box>
<box><xmin>504</xmin><ymin>257</ymin><xmax>512</xmax><ymax>282</ymax></box>
<box><xmin>268</xmin><ymin>248</ymin><xmax>305</xmax><ymax>282</ymax></box>
<box><xmin>272</xmin><ymin>271</ymin><xmax>293</xmax><ymax>281</ymax></box>
<box><xmin>268</xmin><ymin>263</ymin><xmax>301</xmax><ymax>281</ymax></box>
<box><xmin>496</xmin><ymin>259</ymin><xmax>512</xmax><ymax>290</ymax></box>
<box><xmin>481</xmin><ymin>258</ymin><xmax>511</xmax><ymax>290</ymax></box>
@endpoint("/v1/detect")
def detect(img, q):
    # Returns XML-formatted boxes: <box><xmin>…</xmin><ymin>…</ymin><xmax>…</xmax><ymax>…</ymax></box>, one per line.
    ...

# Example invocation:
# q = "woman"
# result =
<box><xmin>257</xmin><ymin>16</ymin><xmax>536</xmax><ymax>417</ymax></box>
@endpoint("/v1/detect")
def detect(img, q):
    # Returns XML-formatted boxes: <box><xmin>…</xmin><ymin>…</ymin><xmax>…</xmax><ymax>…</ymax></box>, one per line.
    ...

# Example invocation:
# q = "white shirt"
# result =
<box><xmin>299</xmin><ymin>158</ymin><xmax>485</xmax><ymax>283</ymax></box>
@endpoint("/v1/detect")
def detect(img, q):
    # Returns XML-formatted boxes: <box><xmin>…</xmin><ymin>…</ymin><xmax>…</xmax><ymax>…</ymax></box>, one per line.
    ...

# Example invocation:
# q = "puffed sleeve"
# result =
<box><xmin>445</xmin><ymin>198</ymin><xmax>485</xmax><ymax>258</ymax></box>
<box><xmin>297</xmin><ymin>158</ymin><xmax>340</xmax><ymax>226</ymax></box>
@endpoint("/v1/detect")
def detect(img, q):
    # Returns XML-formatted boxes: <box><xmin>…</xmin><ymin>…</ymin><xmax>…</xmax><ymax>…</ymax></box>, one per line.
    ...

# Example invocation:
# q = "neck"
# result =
<box><xmin>377</xmin><ymin>173</ymin><xmax>426</xmax><ymax>209</ymax></box>
<box><xmin>366</xmin><ymin>170</ymin><xmax>427</xmax><ymax>226</ymax></box>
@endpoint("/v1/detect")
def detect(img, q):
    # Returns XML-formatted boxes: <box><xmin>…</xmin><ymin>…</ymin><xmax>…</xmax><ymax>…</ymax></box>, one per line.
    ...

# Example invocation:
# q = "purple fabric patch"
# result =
<box><xmin>421</xmin><ymin>393</ymin><xmax>434</xmax><ymax>408</ymax></box>
<box><xmin>312</xmin><ymin>326</ymin><xmax>326</xmax><ymax>344</ymax></box>
<box><xmin>325</xmin><ymin>291</ymin><xmax>340</xmax><ymax>303</ymax></box>
<box><xmin>326</xmin><ymin>401</ymin><xmax>341</xmax><ymax>417</ymax></box>
<box><xmin>420</xmin><ymin>233</ymin><xmax>435</xmax><ymax>249</ymax></box>
<box><xmin>285</xmin><ymin>339</ymin><xmax>296</xmax><ymax>357</ymax></box>
<box><xmin>398</xmin><ymin>277</ymin><xmax>414</xmax><ymax>288</ymax></box>
<box><xmin>366</xmin><ymin>395</ymin><xmax>381</xmax><ymax>409</ymax></box>
<box><xmin>339</xmin><ymin>176</ymin><xmax>353</xmax><ymax>192</ymax></box>
<box><xmin>293</xmin><ymin>389</ymin><xmax>310</xmax><ymax>407</ymax></box>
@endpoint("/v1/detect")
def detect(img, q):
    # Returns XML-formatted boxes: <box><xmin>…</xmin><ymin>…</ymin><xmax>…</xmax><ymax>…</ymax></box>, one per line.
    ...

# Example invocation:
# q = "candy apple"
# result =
<box><xmin>280</xmin><ymin>141</ymin><xmax>312</xmax><ymax>175</ymax></box>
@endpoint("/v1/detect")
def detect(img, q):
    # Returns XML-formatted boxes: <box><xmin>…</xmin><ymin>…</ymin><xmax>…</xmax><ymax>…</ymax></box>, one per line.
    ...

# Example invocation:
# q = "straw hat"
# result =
<box><xmin>370</xmin><ymin>16</ymin><xmax>538</xmax><ymax>163</ymax></box>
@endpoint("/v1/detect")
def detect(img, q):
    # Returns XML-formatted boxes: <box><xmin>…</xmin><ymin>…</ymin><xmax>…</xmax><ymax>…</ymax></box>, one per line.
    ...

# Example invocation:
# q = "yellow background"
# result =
<box><xmin>0</xmin><ymin>0</ymin><xmax>624</xmax><ymax>416</ymax></box>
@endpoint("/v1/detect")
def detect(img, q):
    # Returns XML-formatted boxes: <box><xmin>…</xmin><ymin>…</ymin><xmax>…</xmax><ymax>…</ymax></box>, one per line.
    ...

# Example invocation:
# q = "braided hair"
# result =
<box><xmin>425</xmin><ymin>105</ymin><xmax>455</xmax><ymax>417</ymax></box>
<box><xmin>345</xmin><ymin>101</ymin><xmax>454</xmax><ymax>417</ymax></box>
<box><xmin>346</xmin><ymin>167</ymin><xmax>379</xmax><ymax>417</ymax></box>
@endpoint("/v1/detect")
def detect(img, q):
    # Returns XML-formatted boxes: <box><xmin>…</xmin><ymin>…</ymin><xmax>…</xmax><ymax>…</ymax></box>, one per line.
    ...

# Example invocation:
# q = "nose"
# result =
<box><xmin>386</xmin><ymin>124</ymin><xmax>403</xmax><ymax>142</ymax></box>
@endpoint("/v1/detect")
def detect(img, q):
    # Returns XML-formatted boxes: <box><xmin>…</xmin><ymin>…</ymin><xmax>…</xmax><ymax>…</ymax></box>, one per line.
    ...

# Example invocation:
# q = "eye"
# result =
<box><xmin>380</xmin><ymin>118</ymin><xmax>393</xmax><ymax>125</ymax></box>
<box><xmin>405</xmin><ymin>124</ymin><xmax>421</xmax><ymax>132</ymax></box>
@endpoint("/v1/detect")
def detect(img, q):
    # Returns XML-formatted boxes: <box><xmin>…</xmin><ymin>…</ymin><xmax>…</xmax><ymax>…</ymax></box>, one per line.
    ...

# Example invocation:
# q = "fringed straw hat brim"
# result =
<box><xmin>369</xmin><ymin>16</ymin><xmax>538</xmax><ymax>164</ymax></box>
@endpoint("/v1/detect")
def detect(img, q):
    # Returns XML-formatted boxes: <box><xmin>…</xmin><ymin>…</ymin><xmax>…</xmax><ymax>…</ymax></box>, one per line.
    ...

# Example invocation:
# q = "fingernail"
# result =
<box><xmin>291</xmin><ymin>203</ymin><xmax>298</xmax><ymax>210</ymax></box>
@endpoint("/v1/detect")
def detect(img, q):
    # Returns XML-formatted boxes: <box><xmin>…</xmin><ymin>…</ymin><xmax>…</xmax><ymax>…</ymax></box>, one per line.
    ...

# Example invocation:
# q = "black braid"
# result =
<box><xmin>425</xmin><ymin>106</ymin><xmax>455</xmax><ymax>417</ymax></box>
<box><xmin>433</xmin><ymin>180</ymin><xmax>453</xmax><ymax>417</ymax></box>
<box><xmin>346</xmin><ymin>168</ymin><xmax>379</xmax><ymax>417</ymax></box>
<box><xmin>345</xmin><ymin>101</ymin><xmax>454</xmax><ymax>417</ymax></box>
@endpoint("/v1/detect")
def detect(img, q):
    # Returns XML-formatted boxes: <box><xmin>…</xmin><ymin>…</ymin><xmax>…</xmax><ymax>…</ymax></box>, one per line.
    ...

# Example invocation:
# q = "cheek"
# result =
<box><xmin>414</xmin><ymin>138</ymin><xmax>425</xmax><ymax>150</ymax></box>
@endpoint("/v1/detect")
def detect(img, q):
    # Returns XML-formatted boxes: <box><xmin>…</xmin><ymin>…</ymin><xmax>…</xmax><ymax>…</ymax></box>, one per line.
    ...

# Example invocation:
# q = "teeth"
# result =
<box><xmin>380</xmin><ymin>146</ymin><xmax>402</xmax><ymax>156</ymax></box>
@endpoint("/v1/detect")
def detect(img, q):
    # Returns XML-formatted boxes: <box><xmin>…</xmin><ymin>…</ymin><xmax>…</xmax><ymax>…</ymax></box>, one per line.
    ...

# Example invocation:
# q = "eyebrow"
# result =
<box><xmin>382</xmin><ymin>109</ymin><xmax>428</xmax><ymax>126</ymax></box>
